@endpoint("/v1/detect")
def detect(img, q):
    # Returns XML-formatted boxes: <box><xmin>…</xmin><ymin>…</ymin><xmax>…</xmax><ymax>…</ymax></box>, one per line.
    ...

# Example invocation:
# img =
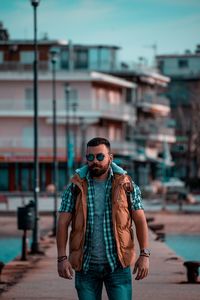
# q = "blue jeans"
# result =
<box><xmin>75</xmin><ymin>263</ymin><xmax>132</xmax><ymax>300</ymax></box>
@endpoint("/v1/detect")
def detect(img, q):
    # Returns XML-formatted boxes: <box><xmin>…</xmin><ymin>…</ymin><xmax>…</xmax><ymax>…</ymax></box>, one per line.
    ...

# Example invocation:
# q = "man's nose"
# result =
<box><xmin>93</xmin><ymin>156</ymin><xmax>99</xmax><ymax>162</ymax></box>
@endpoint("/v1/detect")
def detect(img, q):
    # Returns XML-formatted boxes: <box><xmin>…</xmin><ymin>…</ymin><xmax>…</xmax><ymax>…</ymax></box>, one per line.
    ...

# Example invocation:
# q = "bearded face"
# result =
<box><xmin>86</xmin><ymin>145</ymin><xmax>113</xmax><ymax>178</ymax></box>
<box><xmin>88</xmin><ymin>161</ymin><xmax>111</xmax><ymax>177</ymax></box>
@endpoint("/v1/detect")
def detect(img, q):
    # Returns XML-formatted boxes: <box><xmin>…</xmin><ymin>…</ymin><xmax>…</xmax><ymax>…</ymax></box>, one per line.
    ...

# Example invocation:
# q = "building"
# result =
<box><xmin>50</xmin><ymin>40</ymin><xmax>175</xmax><ymax>186</ymax></box>
<box><xmin>0</xmin><ymin>38</ymin><xmax>137</xmax><ymax>192</ymax></box>
<box><xmin>107</xmin><ymin>67</ymin><xmax>175</xmax><ymax>186</ymax></box>
<box><xmin>156</xmin><ymin>46</ymin><xmax>200</xmax><ymax>184</ymax></box>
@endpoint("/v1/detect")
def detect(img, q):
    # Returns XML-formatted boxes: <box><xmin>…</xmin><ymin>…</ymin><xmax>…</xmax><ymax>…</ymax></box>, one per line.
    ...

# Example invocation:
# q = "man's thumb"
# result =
<box><xmin>133</xmin><ymin>264</ymin><xmax>137</xmax><ymax>274</ymax></box>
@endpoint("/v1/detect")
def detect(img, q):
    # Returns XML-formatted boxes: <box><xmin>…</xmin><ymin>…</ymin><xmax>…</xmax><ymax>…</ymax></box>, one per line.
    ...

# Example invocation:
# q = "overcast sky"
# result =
<box><xmin>1</xmin><ymin>0</ymin><xmax>200</xmax><ymax>65</ymax></box>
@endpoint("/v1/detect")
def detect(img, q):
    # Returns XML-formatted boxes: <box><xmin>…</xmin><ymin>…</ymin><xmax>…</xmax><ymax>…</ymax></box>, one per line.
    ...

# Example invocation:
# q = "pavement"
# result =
<box><xmin>0</xmin><ymin>229</ymin><xmax>199</xmax><ymax>300</ymax></box>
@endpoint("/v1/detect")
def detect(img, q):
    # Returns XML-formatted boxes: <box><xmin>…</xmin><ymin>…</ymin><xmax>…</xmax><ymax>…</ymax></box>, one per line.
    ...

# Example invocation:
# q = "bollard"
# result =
<box><xmin>17</xmin><ymin>202</ymin><xmax>35</xmax><ymax>261</ymax></box>
<box><xmin>21</xmin><ymin>229</ymin><xmax>29</xmax><ymax>261</ymax></box>
<box><xmin>183</xmin><ymin>261</ymin><xmax>200</xmax><ymax>283</ymax></box>
<box><xmin>0</xmin><ymin>261</ymin><xmax>5</xmax><ymax>282</ymax></box>
<box><xmin>146</xmin><ymin>217</ymin><xmax>155</xmax><ymax>224</ymax></box>
<box><xmin>155</xmin><ymin>231</ymin><xmax>165</xmax><ymax>242</ymax></box>
<box><xmin>149</xmin><ymin>223</ymin><xmax>165</xmax><ymax>232</ymax></box>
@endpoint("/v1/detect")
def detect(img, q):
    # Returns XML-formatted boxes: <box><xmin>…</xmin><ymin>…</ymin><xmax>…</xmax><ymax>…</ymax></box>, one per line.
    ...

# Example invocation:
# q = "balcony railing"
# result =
<box><xmin>139</xmin><ymin>93</ymin><xmax>170</xmax><ymax>106</ymax></box>
<box><xmin>0</xmin><ymin>98</ymin><xmax>136</xmax><ymax>122</ymax></box>
<box><xmin>0</xmin><ymin>136</ymin><xmax>136</xmax><ymax>157</ymax></box>
<box><xmin>137</xmin><ymin>94</ymin><xmax>170</xmax><ymax>116</ymax></box>
<box><xmin>0</xmin><ymin>61</ymin><xmax>49</xmax><ymax>72</ymax></box>
<box><xmin>134</xmin><ymin>120</ymin><xmax>176</xmax><ymax>143</ymax></box>
<box><xmin>134</xmin><ymin>123</ymin><xmax>175</xmax><ymax>135</ymax></box>
<box><xmin>137</xmin><ymin>94</ymin><xmax>170</xmax><ymax>112</ymax></box>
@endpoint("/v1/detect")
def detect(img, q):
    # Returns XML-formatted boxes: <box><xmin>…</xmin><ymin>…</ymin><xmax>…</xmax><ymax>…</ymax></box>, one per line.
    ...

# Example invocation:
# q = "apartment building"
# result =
<box><xmin>0</xmin><ymin>37</ymin><xmax>136</xmax><ymax>192</ymax></box>
<box><xmin>156</xmin><ymin>46</ymin><xmax>200</xmax><ymax>183</ymax></box>
<box><xmin>45</xmin><ymin>38</ymin><xmax>175</xmax><ymax>186</ymax></box>
<box><xmin>107</xmin><ymin>68</ymin><xmax>175</xmax><ymax>186</ymax></box>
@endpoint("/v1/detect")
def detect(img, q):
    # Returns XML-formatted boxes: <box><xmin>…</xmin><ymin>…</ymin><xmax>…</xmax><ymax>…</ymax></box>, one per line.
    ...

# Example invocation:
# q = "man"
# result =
<box><xmin>56</xmin><ymin>137</ymin><xmax>150</xmax><ymax>300</ymax></box>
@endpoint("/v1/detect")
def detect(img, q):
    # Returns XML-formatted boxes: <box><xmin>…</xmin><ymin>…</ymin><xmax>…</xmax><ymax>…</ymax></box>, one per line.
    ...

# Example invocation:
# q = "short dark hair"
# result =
<box><xmin>87</xmin><ymin>137</ymin><xmax>111</xmax><ymax>150</ymax></box>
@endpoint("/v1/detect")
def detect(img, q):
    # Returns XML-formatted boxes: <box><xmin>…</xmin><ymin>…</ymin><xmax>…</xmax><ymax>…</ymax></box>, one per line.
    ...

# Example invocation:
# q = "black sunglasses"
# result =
<box><xmin>86</xmin><ymin>153</ymin><xmax>105</xmax><ymax>162</ymax></box>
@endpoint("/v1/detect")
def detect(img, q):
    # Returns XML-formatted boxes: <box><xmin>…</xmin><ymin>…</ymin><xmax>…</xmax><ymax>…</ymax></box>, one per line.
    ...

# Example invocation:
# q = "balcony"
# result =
<box><xmin>112</xmin><ymin>140</ymin><xmax>136</xmax><ymax>156</ymax></box>
<box><xmin>134</xmin><ymin>121</ymin><xmax>176</xmax><ymax>143</ymax></box>
<box><xmin>0</xmin><ymin>98</ymin><xmax>136</xmax><ymax>122</ymax></box>
<box><xmin>0</xmin><ymin>61</ymin><xmax>49</xmax><ymax>72</ymax></box>
<box><xmin>0</xmin><ymin>137</ymin><xmax>136</xmax><ymax>159</ymax></box>
<box><xmin>137</xmin><ymin>94</ymin><xmax>170</xmax><ymax>116</ymax></box>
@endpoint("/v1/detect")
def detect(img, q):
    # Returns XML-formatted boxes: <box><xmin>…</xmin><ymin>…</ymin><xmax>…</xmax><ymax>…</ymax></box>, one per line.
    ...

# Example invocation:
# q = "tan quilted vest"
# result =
<box><xmin>69</xmin><ymin>173</ymin><xmax>136</xmax><ymax>271</ymax></box>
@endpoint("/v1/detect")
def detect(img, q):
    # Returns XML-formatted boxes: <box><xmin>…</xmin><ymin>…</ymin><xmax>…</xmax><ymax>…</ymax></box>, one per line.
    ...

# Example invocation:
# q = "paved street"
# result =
<box><xmin>1</xmin><ymin>230</ymin><xmax>199</xmax><ymax>300</ymax></box>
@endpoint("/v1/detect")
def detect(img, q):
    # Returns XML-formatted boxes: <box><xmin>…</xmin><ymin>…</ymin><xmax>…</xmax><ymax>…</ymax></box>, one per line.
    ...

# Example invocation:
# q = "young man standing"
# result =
<box><xmin>56</xmin><ymin>137</ymin><xmax>150</xmax><ymax>300</ymax></box>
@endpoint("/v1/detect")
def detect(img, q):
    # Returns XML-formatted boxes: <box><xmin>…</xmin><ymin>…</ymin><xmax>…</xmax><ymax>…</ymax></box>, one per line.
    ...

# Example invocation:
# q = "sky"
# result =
<box><xmin>1</xmin><ymin>0</ymin><xmax>200</xmax><ymax>65</ymax></box>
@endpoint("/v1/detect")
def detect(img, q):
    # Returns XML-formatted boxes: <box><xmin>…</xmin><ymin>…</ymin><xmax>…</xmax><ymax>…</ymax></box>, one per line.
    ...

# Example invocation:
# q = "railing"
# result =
<box><xmin>0</xmin><ymin>61</ymin><xmax>49</xmax><ymax>72</ymax></box>
<box><xmin>0</xmin><ymin>136</ymin><xmax>76</xmax><ymax>151</ymax></box>
<box><xmin>0</xmin><ymin>136</ymin><xmax>136</xmax><ymax>156</ymax></box>
<box><xmin>0</xmin><ymin>98</ymin><xmax>136</xmax><ymax>121</ymax></box>
<box><xmin>138</xmin><ymin>94</ymin><xmax>170</xmax><ymax>107</ymax></box>
<box><xmin>134</xmin><ymin>121</ymin><xmax>175</xmax><ymax>137</ymax></box>
<box><xmin>0</xmin><ymin>60</ymin><xmax>158</xmax><ymax>73</ymax></box>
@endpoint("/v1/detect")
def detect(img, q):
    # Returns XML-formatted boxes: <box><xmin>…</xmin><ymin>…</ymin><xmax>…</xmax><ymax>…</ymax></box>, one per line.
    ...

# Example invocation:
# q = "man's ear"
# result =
<box><xmin>110</xmin><ymin>153</ymin><xmax>113</xmax><ymax>162</ymax></box>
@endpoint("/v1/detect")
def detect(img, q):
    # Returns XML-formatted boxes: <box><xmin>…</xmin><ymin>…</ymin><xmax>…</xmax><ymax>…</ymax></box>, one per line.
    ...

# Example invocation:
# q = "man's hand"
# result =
<box><xmin>57</xmin><ymin>259</ymin><xmax>73</xmax><ymax>280</ymax></box>
<box><xmin>133</xmin><ymin>256</ymin><xmax>149</xmax><ymax>280</ymax></box>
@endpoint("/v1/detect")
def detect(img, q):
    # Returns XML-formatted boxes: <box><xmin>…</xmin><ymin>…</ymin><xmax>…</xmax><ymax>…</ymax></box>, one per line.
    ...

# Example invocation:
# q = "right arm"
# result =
<box><xmin>56</xmin><ymin>212</ymin><xmax>74</xmax><ymax>279</ymax></box>
<box><xmin>56</xmin><ymin>212</ymin><xmax>72</xmax><ymax>257</ymax></box>
<box><xmin>56</xmin><ymin>183</ymin><xmax>75</xmax><ymax>280</ymax></box>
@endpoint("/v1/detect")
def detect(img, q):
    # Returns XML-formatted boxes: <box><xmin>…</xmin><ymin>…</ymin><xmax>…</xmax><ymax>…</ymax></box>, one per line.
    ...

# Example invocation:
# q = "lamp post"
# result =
<box><xmin>72</xmin><ymin>100</ymin><xmax>78</xmax><ymax>169</ymax></box>
<box><xmin>65</xmin><ymin>84</ymin><xmax>70</xmax><ymax>182</ymax></box>
<box><xmin>30</xmin><ymin>0</ymin><xmax>40</xmax><ymax>254</ymax></box>
<box><xmin>50</xmin><ymin>48</ymin><xmax>58</xmax><ymax>236</ymax></box>
<box><xmin>80</xmin><ymin>117</ymin><xmax>87</xmax><ymax>165</ymax></box>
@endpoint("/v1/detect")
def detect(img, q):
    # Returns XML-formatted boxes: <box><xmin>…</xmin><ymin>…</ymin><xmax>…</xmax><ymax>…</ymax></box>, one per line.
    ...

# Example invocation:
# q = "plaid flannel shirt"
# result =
<box><xmin>59</xmin><ymin>168</ymin><xmax>144</xmax><ymax>272</ymax></box>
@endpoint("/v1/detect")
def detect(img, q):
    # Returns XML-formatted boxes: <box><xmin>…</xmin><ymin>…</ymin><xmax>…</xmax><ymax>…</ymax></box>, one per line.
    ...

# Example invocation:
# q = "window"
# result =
<box><xmin>20</xmin><ymin>164</ymin><xmax>33</xmax><ymax>191</ymax></box>
<box><xmin>0</xmin><ymin>51</ymin><xmax>3</xmax><ymax>63</ymax></box>
<box><xmin>74</xmin><ymin>49</ymin><xmax>88</xmax><ymax>69</ymax></box>
<box><xmin>67</xmin><ymin>88</ymin><xmax>78</xmax><ymax>108</ymax></box>
<box><xmin>88</xmin><ymin>47</ymin><xmax>114</xmax><ymax>70</ymax></box>
<box><xmin>100</xmin><ymin>48</ymin><xmax>111</xmax><ymax>70</ymax></box>
<box><xmin>126</xmin><ymin>89</ymin><xmax>132</xmax><ymax>103</ymax></box>
<box><xmin>60</xmin><ymin>50</ymin><xmax>69</xmax><ymax>69</ymax></box>
<box><xmin>178</xmin><ymin>59</ymin><xmax>188</xmax><ymax>68</ymax></box>
<box><xmin>25</xmin><ymin>88</ymin><xmax>33</xmax><ymax>110</ymax></box>
<box><xmin>22</xmin><ymin>127</ymin><xmax>33</xmax><ymax>148</ymax></box>
<box><xmin>89</xmin><ymin>48</ymin><xmax>98</xmax><ymax>69</ymax></box>
<box><xmin>20</xmin><ymin>51</ymin><xmax>34</xmax><ymax>64</ymax></box>
<box><xmin>109</xmin><ymin>126</ymin><xmax>115</xmax><ymax>140</ymax></box>
<box><xmin>158</xmin><ymin>60</ymin><xmax>165</xmax><ymax>72</ymax></box>
<box><xmin>0</xmin><ymin>164</ymin><xmax>9</xmax><ymax>191</ymax></box>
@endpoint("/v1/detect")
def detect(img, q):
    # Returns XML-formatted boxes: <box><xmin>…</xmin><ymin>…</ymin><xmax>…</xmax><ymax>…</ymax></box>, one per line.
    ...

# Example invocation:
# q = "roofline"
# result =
<box><xmin>110</xmin><ymin>70</ymin><xmax>170</xmax><ymax>84</ymax></box>
<box><xmin>0</xmin><ymin>70</ymin><xmax>136</xmax><ymax>88</ymax></box>
<box><xmin>91</xmin><ymin>71</ymin><xmax>136</xmax><ymax>88</ymax></box>
<box><xmin>0</xmin><ymin>40</ymin><xmax>120</xmax><ymax>49</ymax></box>
<box><xmin>156</xmin><ymin>54</ymin><xmax>200</xmax><ymax>59</ymax></box>
<box><xmin>73</xmin><ymin>44</ymin><xmax>120</xmax><ymax>50</ymax></box>
<box><xmin>0</xmin><ymin>39</ymin><xmax>68</xmax><ymax>46</ymax></box>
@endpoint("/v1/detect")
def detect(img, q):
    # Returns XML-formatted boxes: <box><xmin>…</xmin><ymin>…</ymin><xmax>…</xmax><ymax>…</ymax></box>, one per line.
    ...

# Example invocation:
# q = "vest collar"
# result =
<box><xmin>74</xmin><ymin>162</ymin><xmax>127</xmax><ymax>180</ymax></box>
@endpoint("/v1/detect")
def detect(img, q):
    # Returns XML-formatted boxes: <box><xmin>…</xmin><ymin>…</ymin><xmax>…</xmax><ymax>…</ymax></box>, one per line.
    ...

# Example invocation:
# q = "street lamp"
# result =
<box><xmin>50</xmin><ymin>47</ymin><xmax>58</xmax><ymax>236</ymax></box>
<box><xmin>30</xmin><ymin>0</ymin><xmax>40</xmax><ymax>254</ymax></box>
<box><xmin>72</xmin><ymin>100</ymin><xmax>78</xmax><ymax>169</ymax></box>
<box><xmin>80</xmin><ymin>117</ymin><xmax>87</xmax><ymax>165</ymax></box>
<box><xmin>65</xmin><ymin>84</ymin><xmax>70</xmax><ymax>182</ymax></box>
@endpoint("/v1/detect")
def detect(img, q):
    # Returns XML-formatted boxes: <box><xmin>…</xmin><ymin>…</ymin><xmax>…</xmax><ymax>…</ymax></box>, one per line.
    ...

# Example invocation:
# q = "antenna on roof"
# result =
<box><xmin>143</xmin><ymin>42</ymin><xmax>158</xmax><ymax>68</ymax></box>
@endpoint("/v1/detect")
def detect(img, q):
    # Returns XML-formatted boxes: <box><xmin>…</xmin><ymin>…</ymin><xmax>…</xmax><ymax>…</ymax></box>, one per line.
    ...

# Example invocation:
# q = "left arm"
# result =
<box><xmin>129</xmin><ymin>183</ymin><xmax>150</xmax><ymax>280</ymax></box>
<box><xmin>132</xmin><ymin>209</ymin><xmax>150</xmax><ymax>280</ymax></box>
<box><xmin>132</xmin><ymin>209</ymin><xmax>149</xmax><ymax>250</ymax></box>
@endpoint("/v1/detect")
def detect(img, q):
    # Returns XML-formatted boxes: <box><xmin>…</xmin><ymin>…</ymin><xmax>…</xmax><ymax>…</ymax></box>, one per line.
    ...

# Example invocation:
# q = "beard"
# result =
<box><xmin>88</xmin><ymin>162</ymin><xmax>110</xmax><ymax>177</ymax></box>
